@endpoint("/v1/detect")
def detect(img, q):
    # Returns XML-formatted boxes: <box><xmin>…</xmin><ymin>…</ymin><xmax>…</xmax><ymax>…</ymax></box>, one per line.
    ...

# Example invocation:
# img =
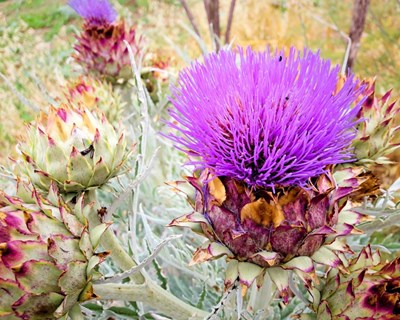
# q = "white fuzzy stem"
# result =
<box><xmin>92</xmin><ymin>282</ymin><xmax>208</xmax><ymax>320</ymax></box>
<box><xmin>85</xmin><ymin>189</ymin><xmax>145</xmax><ymax>284</ymax></box>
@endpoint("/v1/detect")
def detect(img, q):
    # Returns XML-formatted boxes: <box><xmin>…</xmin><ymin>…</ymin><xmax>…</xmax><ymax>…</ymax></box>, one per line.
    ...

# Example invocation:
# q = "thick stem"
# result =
<box><xmin>82</xmin><ymin>193</ymin><xmax>205</xmax><ymax>318</ymax></box>
<box><xmin>92</xmin><ymin>282</ymin><xmax>208</xmax><ymax>320</ymax></box>
<box><xmin>85</xmin><ymin>189</ymin><xmax>145</xmax><ymax>284</ymax></box>
<box><xmin>101</xmin><ymin>228</ymin><xmax>146</xmax><ymax>284</ymax></box>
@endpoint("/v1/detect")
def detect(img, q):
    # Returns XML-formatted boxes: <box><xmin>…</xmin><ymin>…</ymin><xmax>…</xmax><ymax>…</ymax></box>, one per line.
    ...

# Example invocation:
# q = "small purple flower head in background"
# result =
<box><xmin>69</xmin><ymin>0</ymin><xmax>117</xmax><ymax>25</ymax></box>
<box><xmin>169</xmin><ymin>47</ymin><xmax>364</xmax><ymax>188</ymax></box>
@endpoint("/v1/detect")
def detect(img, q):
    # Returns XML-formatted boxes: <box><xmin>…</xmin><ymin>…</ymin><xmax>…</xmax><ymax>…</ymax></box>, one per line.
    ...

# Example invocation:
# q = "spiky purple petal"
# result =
<box><xmin>169</xmin><ymin>47</ymin><xmax>364</xmax><ymax>187</ymax></box>
<box><xmin>69</xmin><ymin>0</ymin><xmax>117</xmax><ymax>25</ymax></box>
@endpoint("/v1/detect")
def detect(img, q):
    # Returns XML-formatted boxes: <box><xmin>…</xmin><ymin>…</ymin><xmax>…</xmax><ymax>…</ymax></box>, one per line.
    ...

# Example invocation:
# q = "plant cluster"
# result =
<box><xmin>0</xmin><ymin>0</ymin><xmax>399</xmax><ymax>319</ymax></box>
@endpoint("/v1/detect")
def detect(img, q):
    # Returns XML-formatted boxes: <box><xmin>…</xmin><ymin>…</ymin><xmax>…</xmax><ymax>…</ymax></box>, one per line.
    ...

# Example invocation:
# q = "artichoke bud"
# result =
<box><xmin>73</xmin><ymin>20</ymin><xmax>142</xmax><ymax>82</ymax></box>
<box><xmin>353</xmin><ymin>78</ymin><xmax>400</xmax><ymax>165</ymax></box>
<box><xmin>62</xmin><ymin>76</ymin><xmax>125</xmax><ymax>124</ymax></box>
<box><xmin>69</xmin><ymin>0</ymin><xmax>143</xmax><ymax>81</ymax></box>
<box><xmin>0</xmin><ymin>185</ymin><xmax>109</xmax><ymax>319</ymax></box>
<box><xmin>310</xmin><ymin>245</ymin><xmax>400</xmax><ymax>320</ymax></box>
<box><xmin>17</xmin><ymin>103</ymin><xmax>131</xmax><ymax>194</ymax></box>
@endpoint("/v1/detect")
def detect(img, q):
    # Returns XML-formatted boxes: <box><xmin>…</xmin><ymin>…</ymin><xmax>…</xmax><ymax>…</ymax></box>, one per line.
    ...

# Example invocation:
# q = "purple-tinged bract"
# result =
<box><xmin>309</xmin><ymin>246</ymin><xmax>400</xmax><ymax>319</ymax></box>
<box><xmin>0</xmin><ymin>185</ymin><xmax>110</xmax><ymax>319</ymax></box>
<box><xmin>69</xmin><ymin>0</ymin><xmax>117</xmax><ymax>25</ymax></box>
<box><xmin>169</xmin><ymin>47</ymin><xmax>364</xmax><ymax>187</ymax></box>
<box><xmin>170</xmin><ymin>167</ymin><xmax>373</xmax><ymax>296</ymax></box>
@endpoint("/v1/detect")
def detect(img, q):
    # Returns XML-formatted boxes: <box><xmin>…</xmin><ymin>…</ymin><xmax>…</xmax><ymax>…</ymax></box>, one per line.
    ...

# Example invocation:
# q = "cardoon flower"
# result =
<box><xmin>69</xmin><ymin>0</ymin><xmax>142</xmax><ymax>81</ymax></box>
<box><xmin>169</xmin><ymin>47</ymin><xmax>363</xmax><ymax>188</ymax></box>
<box><xmin>169</xmin><ymin>47</ymin><xmax>372</xmax><ymax>297</ymax></box>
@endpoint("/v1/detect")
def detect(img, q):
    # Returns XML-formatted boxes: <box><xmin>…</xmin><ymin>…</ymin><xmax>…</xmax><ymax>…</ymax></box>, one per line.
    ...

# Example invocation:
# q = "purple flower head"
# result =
<box><xmin>69</xmin><ymin>0</ymin><xmax>117</xmax><ymax>25</ymax></box>
<box><xmin>169</xmin><ymin>47</ymin><xmax>364</xmax><ymax>188</ymax></box>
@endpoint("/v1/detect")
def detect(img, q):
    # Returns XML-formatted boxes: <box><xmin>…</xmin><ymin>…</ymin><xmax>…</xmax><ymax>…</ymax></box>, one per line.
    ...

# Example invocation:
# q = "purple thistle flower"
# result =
<box><xmin>169</xmin><ymin>47</ymin><xmax>364</xmax><ymax>188</ymax></box>
<box><xmin>69</xmin><ymin>0</ymin><xmax>117</xmax><ymax>25</ymax></box>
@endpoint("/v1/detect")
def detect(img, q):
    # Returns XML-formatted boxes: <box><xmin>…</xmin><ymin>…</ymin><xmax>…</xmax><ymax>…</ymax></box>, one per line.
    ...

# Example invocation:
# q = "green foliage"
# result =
<box><xmin>370</xmin><ymin>225</ymin><xmax>400</xmax><ymax>258</ymax></box>
<box><xmin>196</xmin><ymin>283</ymin><xmax>207</xmax><ymax>310</ymax></box>
<box><xmin>3</xmin><ymin>1</ymin><xmax>75</xmax><ymax>40</ymax></box>
<box><xmin>150</xmin><ymin>251</ymin><xmax>169</xmax><ymax>290</ymax></box>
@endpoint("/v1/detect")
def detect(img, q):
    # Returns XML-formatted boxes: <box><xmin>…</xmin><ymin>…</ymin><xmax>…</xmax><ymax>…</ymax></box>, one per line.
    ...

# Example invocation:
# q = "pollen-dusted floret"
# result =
<box><xmin>169</xmin><ymin>47</ymin><xmax>364</xmax><ymax>188</ymax></box>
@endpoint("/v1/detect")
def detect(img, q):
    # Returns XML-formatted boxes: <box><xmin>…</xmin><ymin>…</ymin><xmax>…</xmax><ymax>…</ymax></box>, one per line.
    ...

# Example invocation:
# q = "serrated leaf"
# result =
<box><xmin>196</xmin><ymin>283</ymin><xmax>207</xmax><ymax>310</ymax></box>
<box><xmin>152</xmin><ymin>258</ymin><xmax>168</xmax><ymax>290</ymax></box>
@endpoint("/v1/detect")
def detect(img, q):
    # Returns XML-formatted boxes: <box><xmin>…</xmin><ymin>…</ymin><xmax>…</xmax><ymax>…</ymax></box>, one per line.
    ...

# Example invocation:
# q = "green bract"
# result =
<box><xmin>307</xmin><ymin>246</ymin><xmax>400</xmax><ymax>320</ymax></box>
<box><xmin>63</xmin><ymin>76</ymin><xmax>125</xmax><ymax>125</ymax></box>
<box><xmin>0</xmin><ymin>184</ymin><xmax>109</xmax><ymax>319</ymax></box>
<box><xmin>18</xmin><ymin>104</ymin><xmax>131</xmax><ymax>194</ymax></box>
<box><xmin>353</xmin><ymin>79</ymin><xmax>400</xmax><ymax>165</ymax></box>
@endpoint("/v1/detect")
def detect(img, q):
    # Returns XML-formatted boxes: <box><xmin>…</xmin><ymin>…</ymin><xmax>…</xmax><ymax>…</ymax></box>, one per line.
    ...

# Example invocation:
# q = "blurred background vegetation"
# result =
<box><xmin>0</xmin><ymin>0</ymin><xmax>399</xmax><ymax>164</ymax></box>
